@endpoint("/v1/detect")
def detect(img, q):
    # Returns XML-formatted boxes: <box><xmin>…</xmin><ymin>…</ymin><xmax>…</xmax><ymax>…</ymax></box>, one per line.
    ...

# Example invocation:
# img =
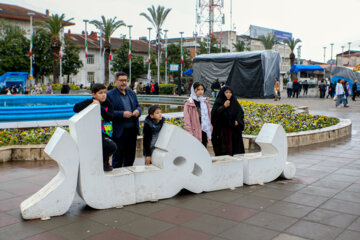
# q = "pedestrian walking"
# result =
<box><xmin>286</xmin><ymin>80</ymin><xmax>293</xmax><ymax>98</ymax></box>
<box><xmin>274</xmin><ymin>78</ymin><xmax>280</xmax><ymax>101</ymax></box>
<box><xmin>292</xmin><ymin>80</ymin><xmax>300</xmax><ymax>98</ymax></box>
<box><xmin>335</xmin><ymin>79</ymin><xmax>348</xmax><ymax>107</ymax></box>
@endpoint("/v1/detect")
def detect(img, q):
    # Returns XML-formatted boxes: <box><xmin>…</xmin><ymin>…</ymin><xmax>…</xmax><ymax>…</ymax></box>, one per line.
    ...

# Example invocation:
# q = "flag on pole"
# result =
<box><xmin>148</xmin><ymin>48</ymin><xmax>151</xmax><ymax>63</ymax></box>
<box><xmin>109</xmin><ymin>51</ymin><xmax>112</xmax><ymax>61</ymax></box>
<box><xmin>180</xmin><ymin>49</ymin><xmax>184</xmax><ymax>64</ymax></box>
<box><xmin>60</xmin><ymin>47</ymin><xmax>63</xmax><ymax>59</ymax></box>
<box><xmin>85</xmin><ymin>38</ymin><xmax>87</xmax><ymax>58</ymax></box>
<box><xmin>128</xmin><ymin>48</ymin><xmax>131</xmax><ymax>60</ymax></box>
<box><xmin>29</xmin><ymin>34</ymin><xmax>33</xmax><ymax>57</ymax></box>
<box><xmin>85</xmin><ymin>35</ymin><xmax>88</xmax><ymax>58</ymax></box>
<box><xmin>165</xmin><ymin>57</ymin><xmax>167</xmax><ymax>62</ymax></box>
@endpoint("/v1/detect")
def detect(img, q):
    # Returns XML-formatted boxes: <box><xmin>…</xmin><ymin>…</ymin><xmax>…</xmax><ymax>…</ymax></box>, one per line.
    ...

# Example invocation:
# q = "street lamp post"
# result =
<box><xmin>128</xmin><ymin>25</ymin><xmax>133</xmax><ymax>83</ymax></box>
<box><xmin>330</xmin><ymin>43</ymin><xmax>334</xmax><ymax>65</ymax></box>
<box><xmin>323</xmin><ymin>46</ymin><xmax>326</xmax><ymax>64</ymax></box>
<box><xmin>341</xmin><ymin>46</ymin><xmax>345</xmax><ymax>66</ymax></box>
<box><xmin>164</xmin><ymin>29</ymin><xmax>168</xmax><ymax>84</ymax></box>
<box><xmin>157</xmin><ymin>28</ymin><xmax>162</xmax><ymax>85</ymax></box>
<box><xmin>59</xmin><ymin>28</ymin><xmax>64</xmax><ymax>84</ymax></box>
<box><xmin>147</xmin><ymin>27</ymin><xmax>152</xmax><ymax>80</ymax></box>
<box><xmin>297</xmin><ymin>46</ymin><xmax>301</xmax><ymax>80</ymax></box>
<box><xmin>194</xmin><ymin>32</ymin><xmax>198</xmax><ymax>57</ymax></box>
<box><xmin>348</xmin><ymin>42</ymin><xmax>351</xmax><ymax>66</ymax></box>
<box><xmin>207</xmin><ymin>34</ymin><xmax>210</xmax><ymax>54</ymax></box>
<box><xmin>28</xmin><ymin>12</ymin><xmax>35</xmax><ymax>83</ymax></box>
<box><xmin>179</xmin><ymin>31</ymin><xmax>184</xmax><ymax>96</ymax></box>
<box><xmin>83</xmin><ymin>19</ymin><xmax>89</xmax><ymax>86</ymax></box>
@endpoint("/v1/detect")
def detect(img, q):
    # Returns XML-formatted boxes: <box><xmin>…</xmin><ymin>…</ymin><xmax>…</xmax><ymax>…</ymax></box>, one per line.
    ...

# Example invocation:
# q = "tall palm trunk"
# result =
<box><xmin>51</xmin><ymin>37</ymin><xmax>61</xmax><ymax>83</ymax></box>
<box><xmin>290</xmin><ymin>52</ymin><xmax>297</xmax><ymax>80</ymax></box>
<box><xmin>104</xmin><ymin>41</ymin><xmax>110</xmax><ymax>85</ymax></box>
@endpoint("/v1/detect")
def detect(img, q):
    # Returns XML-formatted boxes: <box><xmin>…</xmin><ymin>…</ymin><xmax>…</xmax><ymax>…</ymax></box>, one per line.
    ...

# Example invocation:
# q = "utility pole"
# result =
<box><xmin>323</xmin><ymin>46</ymin><xmax>326</xmax><ymax>64</ymax></box>
<box><xmin>147</xmin><ymin>27</ymin><xmax>152</xmax><ymax>80</ymax></box>
<box><xmin>330</xmin><ymin>43</ymin><xmax>334</xmax><ymax>65</ymax></box>
<box><xmin>164</xmin><ymin>29</ymin><xmax>168</xmax><ymax>84</ymax></box>
<box><xmin>341</xmin><ymin>46</ymin><xmax>345</xmax><ymax>66</ymax></box>
<box><xmin>348</xmin><ymin>42</ymin><xmax>351</xmax><ymax>66</ymax></box>
<box><xmin>128</xmin><ymin>25</ymin><xmax>133</xmax><ymax>82</ymax></box>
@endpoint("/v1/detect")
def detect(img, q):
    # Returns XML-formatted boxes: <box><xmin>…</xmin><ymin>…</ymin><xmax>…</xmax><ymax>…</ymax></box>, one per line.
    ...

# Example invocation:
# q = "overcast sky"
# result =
<box><xmin>4</xmin><ymin>0</ymin><xmax>360</xmax><ymax>62</ymax></box>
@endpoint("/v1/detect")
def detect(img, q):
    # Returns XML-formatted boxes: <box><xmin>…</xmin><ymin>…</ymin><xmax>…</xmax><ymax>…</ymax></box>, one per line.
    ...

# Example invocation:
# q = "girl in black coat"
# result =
<box><xmin>211</xmin><ymin>86</ymin><xmax>245</xmax><ymax>156</ymax></box>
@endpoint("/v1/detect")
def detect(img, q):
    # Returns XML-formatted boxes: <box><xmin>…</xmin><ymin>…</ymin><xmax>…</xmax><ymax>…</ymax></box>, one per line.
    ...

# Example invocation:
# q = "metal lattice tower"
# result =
<box><xmin>196</xmin><ymin>0</ymin><xmax>225</xmax><ymax>36</ymax></box>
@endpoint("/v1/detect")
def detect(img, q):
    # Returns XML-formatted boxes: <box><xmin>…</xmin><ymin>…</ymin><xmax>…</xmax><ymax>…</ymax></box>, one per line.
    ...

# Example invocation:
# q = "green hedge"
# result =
<box><xmin>159</xmin><ymin>84</ymin><xmax>176</xmax><ymax>95</ymax></box>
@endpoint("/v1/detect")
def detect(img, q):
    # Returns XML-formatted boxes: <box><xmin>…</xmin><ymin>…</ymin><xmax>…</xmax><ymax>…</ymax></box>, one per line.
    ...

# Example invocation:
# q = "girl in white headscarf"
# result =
<box><xmin>184</xmin><ymin>82</ymin><xmax>212</xmax><ymax>147</ymax></box>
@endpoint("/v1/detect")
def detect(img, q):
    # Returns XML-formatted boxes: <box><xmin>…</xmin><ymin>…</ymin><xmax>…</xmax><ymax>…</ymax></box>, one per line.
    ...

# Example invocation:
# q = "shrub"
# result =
<box><xmin>69</xmin><ymin>84</ymin><xmax>80</xmax><ymax>90</ymax></box>
<box><xmin>159</xmin><ymin>84</ymin><xmax>176</xmax><ymax>95</ymax></box>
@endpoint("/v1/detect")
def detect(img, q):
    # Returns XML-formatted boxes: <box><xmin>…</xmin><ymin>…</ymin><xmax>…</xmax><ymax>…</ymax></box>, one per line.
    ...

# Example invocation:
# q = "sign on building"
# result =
<box><xmin>250</xmin><ymin>25</ymin><xmax>292</xmax><ymax>42</ymax></box>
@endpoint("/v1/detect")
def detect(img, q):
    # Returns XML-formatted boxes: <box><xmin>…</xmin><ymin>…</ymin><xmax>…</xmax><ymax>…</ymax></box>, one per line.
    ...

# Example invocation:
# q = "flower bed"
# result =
<box><xmin>0</xmin><ymin>102</ymin><xmax>339</xmax><ymax>147</ymax></box>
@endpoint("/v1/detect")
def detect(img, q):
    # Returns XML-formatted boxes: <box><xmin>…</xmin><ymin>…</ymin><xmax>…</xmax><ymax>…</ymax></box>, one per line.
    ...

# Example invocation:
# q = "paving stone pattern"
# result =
<box><xmin>0</xmin><ymin>96</ymin><xmax>360</xmax><ymax>240</ymax></box>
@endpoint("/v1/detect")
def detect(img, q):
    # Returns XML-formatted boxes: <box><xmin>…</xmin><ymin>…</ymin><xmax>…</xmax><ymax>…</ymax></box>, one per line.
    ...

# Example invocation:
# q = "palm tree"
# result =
<box><xmin>259</xmin><ymin>34</ymin><xmax>278</xmax><ymax>50</ymax></box>
<box><xmin>232</xmin><ymin>41</ymin><xmax>249</xmax><ymax>52</ymax></box>
<box><xmin>36</xmin><ymin>14</ymin><xmax>73</xmax><ymax>84</ymax></box>
<box><xmin>284</xmin><ymin>37</ymin><xmax>301</xmax><ymax>80</ymax></box>
<box><xmin>90</xmin><ymin>16</ymin><xmax>125</xmax><ymax>85</ymax></box>
<box><xmin>283</xmin><ymin>37</ymin><xmax>302</xmax><ymax>66</ymax></box>
<box><xmin>140</xmin><ymin>5</ymin><xmax>171</xmax><ymax>84</ymax></box>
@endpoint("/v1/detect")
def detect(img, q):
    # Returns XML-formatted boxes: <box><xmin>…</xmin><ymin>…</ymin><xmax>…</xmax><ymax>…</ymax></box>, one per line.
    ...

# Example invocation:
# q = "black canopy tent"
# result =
<box><xmin>193</xmin><ymin>51</ymin><xmax>281</xmax><ymax>98</ymax></box>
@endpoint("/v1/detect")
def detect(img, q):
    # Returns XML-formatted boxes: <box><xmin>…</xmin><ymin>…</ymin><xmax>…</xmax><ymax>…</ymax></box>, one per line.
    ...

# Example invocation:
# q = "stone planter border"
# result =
<box><xmin>0</xmin><ymin>118</ymin><xmax>351</xmax><ymax>162</ymax></box>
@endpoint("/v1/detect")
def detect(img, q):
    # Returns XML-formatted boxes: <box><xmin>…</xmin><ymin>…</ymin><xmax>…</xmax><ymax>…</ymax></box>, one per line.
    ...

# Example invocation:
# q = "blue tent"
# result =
<box><xmin>0</xmin><ymin>72</ymin><xmax>28</xmax><ymax>88</ymax></box>
<box><xmin>290</xmin><ymin>65</ymin><xmax>324</xmax><ymax>73</ymax></box>
<box><xmin>184</xmin><ymin>68</ymin><xmax>193</xmax><ymax>76</ymax></box>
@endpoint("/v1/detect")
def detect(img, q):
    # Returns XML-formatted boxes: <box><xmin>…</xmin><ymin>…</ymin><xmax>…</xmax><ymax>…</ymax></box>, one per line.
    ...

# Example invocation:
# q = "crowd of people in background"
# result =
<box><xmin>285</xmin><ymin>79</ymin><xmax>308</xmax><ymax>99</ymax></box>
<box><xmin>281</xmin><ymin>77</ymin><xmax>359</xmax><ymax>107</ymax></box>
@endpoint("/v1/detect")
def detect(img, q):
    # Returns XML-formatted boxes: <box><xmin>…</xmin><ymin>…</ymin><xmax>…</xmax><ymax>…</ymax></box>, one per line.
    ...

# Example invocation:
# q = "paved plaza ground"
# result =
<box><xmin>0</xmin><ymin>90</ymin><xmax>360</xmax><ymax>240</ymax></box>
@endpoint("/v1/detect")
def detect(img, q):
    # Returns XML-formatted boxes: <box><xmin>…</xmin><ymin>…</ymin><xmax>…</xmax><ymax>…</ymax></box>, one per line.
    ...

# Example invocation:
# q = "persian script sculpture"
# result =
<box><xmin>21</xmin><ymin>104</ymin><xmax>295</xmax><ymax>220</ymax></box>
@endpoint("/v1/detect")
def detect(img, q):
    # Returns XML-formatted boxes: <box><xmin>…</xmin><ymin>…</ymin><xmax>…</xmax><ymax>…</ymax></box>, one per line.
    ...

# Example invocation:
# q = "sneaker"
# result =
<box><xmin>344</xmin><ymin>105</ymin><xmax>349</xmax><ymax>108</ymax></box>
<box><xmin>104</xmin><ymin>165</ymin><xmax>113</xmax><ymax>171</ymax></box>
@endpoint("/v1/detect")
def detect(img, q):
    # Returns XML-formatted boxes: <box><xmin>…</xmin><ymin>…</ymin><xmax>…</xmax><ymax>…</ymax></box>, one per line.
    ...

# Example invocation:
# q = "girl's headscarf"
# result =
<box><xmin>190</xmin><ymin>84</ymin><xmax>212</xmax><ymax>139</ymax></box>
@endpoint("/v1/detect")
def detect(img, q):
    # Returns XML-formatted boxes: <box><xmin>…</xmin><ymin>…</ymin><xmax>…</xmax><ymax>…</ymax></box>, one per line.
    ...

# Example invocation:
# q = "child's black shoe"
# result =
<box><xmin>104</xmin><ymin>165</ymin><xmax>113</xmax><ymax>172</ymax></box>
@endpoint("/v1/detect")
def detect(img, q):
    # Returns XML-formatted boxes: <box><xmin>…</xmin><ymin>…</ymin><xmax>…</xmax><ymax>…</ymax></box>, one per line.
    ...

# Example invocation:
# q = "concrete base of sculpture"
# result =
<box><xmin>20</xmin><ymin>104</ymin><xmax>295</xmax><ymax>220</ymax></box>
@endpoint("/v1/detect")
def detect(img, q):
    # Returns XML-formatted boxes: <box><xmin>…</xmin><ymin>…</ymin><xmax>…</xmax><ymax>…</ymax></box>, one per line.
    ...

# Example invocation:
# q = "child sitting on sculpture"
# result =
<box><xmin>73</xmin><ymin>83</ymin><xmax>117</xmax><ymax>171</ymax></box>
<box><xmin>143</xmin><ymin>105</ymin><xmax>165</xmax><ymax>165</ymax></box>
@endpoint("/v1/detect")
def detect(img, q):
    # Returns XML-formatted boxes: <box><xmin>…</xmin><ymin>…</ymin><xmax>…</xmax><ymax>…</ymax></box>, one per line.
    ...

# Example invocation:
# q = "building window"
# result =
<box><xmin>87</xmin><ymin>54</ymin><xmax>95</xmax><ymax>64</ymax></box>
<box><xmin>87</xmin><ymin>72</ymin><xmax>95</xmax><ymax>83</ymax></box>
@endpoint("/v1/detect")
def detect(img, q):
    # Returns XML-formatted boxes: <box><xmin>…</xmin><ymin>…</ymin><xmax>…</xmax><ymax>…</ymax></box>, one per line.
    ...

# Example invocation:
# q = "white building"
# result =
<box><xmin>67</xmin><ymin>31</ymin><xmax>156</xmax><ymax>86</ymax></box>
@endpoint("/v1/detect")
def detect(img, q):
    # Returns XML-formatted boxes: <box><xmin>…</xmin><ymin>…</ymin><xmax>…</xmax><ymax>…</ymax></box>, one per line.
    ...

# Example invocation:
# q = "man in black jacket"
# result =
<box><xmin>107</xmin><ymin>72</ymin><xmax>142</xmax><ymax>168</ymax></box>
<box><xmin>73</xmin><ymin>83</ymin><xmax>117</xmax><ymax>171</ymax></box>
<box><xmin>211</xmin><ymin>79</ymin><xmax>221</xmax><ymax>98</ymax></box>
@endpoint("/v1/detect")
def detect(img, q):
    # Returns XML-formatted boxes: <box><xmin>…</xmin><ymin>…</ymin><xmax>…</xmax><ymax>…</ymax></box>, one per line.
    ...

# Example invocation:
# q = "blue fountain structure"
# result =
<box><xmin>0</xmin><ymin>95</ymin><xmax>91</xmax><ymax>122</ymax></box>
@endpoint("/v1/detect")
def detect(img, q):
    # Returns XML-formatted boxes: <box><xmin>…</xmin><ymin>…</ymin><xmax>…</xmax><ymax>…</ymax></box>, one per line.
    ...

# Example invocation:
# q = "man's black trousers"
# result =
<box><xmin>112</xmin><ymin>127</ymin><xmax>138</xmax><ymax>168</ymax></box>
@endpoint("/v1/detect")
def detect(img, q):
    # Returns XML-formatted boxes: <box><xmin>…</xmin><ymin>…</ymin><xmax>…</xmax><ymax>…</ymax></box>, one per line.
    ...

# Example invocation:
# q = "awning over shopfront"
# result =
<box><xmin>290</xmin><ymin>65</ymin><xmax>324</xmax><ymax>73</ymax></box>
